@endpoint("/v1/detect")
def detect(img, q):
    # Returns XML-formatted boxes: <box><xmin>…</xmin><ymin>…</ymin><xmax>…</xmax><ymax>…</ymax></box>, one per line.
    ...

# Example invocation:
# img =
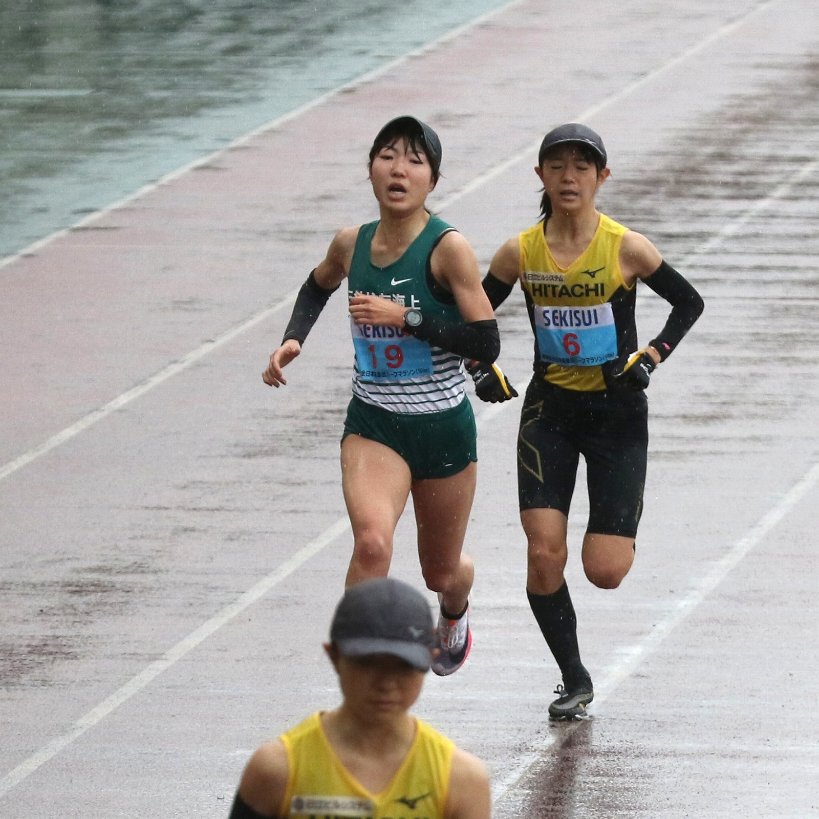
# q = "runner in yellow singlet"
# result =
<box><xmin>228</xmin><ymin>577</ymin><xmax>490</xmax><ymax>819</ymax></box>
<box><xmin>262</xmin><ymin>116</ymin><xmax>506</xmax><ymax>674</ymax></box>
<box><xmin>479</xmin><ymin>123</ymin><xmax>704</xmax><ymax>718</ymax></box>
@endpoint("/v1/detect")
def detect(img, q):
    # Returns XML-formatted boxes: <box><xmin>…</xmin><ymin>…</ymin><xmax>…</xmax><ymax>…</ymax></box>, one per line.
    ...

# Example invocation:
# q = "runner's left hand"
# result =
<box><xmin>614</xmin><ymin>350</ymin><xmax>657</xmax><ymax>390</ymax></box>
<box><xmin>466</xmin><ymin>362</ymin><xmax>518</xmax><ymax>402</ymax></box>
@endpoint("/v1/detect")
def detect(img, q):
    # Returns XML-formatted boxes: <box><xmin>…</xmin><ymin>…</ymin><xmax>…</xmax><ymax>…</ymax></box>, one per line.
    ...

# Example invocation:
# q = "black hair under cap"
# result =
<box><xmin>538</xmin><ymin>123</ymin><xmax>607</xmax><ymax>167</ymax></box>
<box><xmin>372</xmin><ymin>116</ymin><xmax>442</xmax><ymax>178</ymax></box>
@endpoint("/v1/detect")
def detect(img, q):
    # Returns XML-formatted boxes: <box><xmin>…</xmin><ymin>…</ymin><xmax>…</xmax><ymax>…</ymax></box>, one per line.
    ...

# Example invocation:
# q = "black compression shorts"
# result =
<box><xmin>517</xmin><ymin>377</ymin><xmax>648</xmax><ymax>538</ymax></box>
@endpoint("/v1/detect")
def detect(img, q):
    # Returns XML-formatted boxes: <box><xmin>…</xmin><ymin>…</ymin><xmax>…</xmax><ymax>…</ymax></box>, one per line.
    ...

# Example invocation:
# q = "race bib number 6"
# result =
<box><xmin>351</xmin><ymin>318</ymin><xmax>433</xmax><ymax>381</ymax></box>
<box><xmin>534</xmin><ymin>303</ymin><xmax>618</xmax><ymax>366</ymax></box>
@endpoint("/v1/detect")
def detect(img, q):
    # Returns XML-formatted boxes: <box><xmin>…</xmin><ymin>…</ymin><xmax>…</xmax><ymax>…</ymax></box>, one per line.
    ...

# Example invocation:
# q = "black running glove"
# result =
<box><xmin>614</xmin><ymin>350</ymin><xmax>656</xmax><ymax>391</ymax></box>
<box><xmin>466</xmin><ymin>362</ymin><xmax>518</xmax><ymax>403</ymax></box>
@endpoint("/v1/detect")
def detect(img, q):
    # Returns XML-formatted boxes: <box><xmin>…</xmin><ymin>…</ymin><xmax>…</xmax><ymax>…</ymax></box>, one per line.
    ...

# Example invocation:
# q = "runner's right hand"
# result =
<box><xmin>263</xmin><ymin>339</ymin><xmax>301</xmax><ymax>387</ymax></box>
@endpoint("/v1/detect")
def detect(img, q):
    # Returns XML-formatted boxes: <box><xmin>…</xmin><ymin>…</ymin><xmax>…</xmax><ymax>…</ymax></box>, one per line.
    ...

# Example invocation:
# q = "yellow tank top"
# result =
<box><xmin>518</xmin><ymin>213</ymin><xmax>632</xmax><ymax>391</ymax></box>
<box><xmin>279</xmin><ymin>712</ymin><xmax>454</xmax><ymax>818</ymax></box>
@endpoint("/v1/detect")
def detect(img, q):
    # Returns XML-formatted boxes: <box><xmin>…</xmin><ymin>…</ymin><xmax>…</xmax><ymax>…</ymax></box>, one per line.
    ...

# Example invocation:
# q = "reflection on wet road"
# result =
<box><xmin>0</xmin><ymin>0</ymin><xmax>507</xmax><ymax>258</ymax></box>
<box><xmin>1</xmin><ymin>0</ymin><xmax>818</xmax><ymax>816</ymax></box>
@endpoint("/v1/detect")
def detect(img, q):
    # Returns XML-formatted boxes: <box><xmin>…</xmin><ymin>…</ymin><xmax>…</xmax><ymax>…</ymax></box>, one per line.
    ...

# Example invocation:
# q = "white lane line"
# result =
<box><xmin>0</xmin><ymin>403</ymin><xmax>509</xmax><ymax>794</ymax></box>
<box><xmin>0</xmin><ymin>0</ymin><xmax>796</xmax><ymax>486</ymax></box>
<box><xmin>435</xmin><ymin>0</ymin><xmax>780</xmax><ymax>211</ymax></box>
<box><xmin>0</xmin><ymin>0</ymin><xmax>524</xmax><ymax>271</ymax></box>
<box><xmin>490</xmin><ymin>459</ymin><xmax>819</xmax><ymax>805</ymax></box>
<box><xmin>598</xmin><ymin>462</ymin><xmax>819</xmax><ymax>693</ymax></box>
<box><xmin>677</xmin><ymin>157</ymin><xmax>819</xmax><ymax>264</ymax></box>
<box><xmin>0</xmin><ymin>0</ymin><xmax>525</xmax><ymax>484</ymax></box>
<box><xmin>5</xmin><ymin>396</ymin><xmax>813</xmax><ymax>800</ymax></box>
<box><xmin>0</xmin><ymin>291</ymin><xmax>294</xmax><ymax>483</ymax></box>
<box><xmin>0</xmin><ymin>0</ymin><xmax>804</xmax><ymax>797</ymax></box>
<box><xmin>4</xmin><ymin>124</ymin><xmax>811</xmax><ymax>486</ymax></box>
<box><xmin>0</xmin><ymin>89</ymin><xmax>92</xmax><ymax>98</ymax></box>
<box><xmin>0</xmin><ymin>517</ymin><xmax>351</xmax><ymax>798</ymax></box>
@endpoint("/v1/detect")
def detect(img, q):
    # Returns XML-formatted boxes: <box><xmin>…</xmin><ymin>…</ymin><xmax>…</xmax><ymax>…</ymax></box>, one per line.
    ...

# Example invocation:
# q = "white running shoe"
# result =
<box><xmin>430</xmin><ymin>605</ymin><xmax>472</xmax><ymax>676</ymax></box>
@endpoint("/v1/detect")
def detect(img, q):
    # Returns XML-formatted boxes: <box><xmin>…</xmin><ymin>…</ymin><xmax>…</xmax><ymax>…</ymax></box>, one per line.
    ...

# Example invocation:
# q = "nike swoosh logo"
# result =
<box><xmin>390</xmin><ymin>277</ymin><xmax>413</xmax><ymax>286</ymax></box>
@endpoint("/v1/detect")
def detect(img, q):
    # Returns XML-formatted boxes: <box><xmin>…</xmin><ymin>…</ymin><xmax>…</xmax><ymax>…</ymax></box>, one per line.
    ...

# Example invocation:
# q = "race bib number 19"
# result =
<box><xmin>534</xmin><ymin>303</ymin><xmax>617</xmax><ymax>366</ymax></box>
<box><xmin>351</xmin><ymin>318</ymin><xmax>433</xmax><ymax>381</ymax></box>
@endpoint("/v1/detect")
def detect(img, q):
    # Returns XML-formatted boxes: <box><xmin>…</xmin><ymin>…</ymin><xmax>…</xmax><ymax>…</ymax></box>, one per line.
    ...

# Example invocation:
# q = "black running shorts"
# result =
<box><xmin>517</xmin><ymin>377</ymin><xmax>648</xmax><ymax>538</ymax></box>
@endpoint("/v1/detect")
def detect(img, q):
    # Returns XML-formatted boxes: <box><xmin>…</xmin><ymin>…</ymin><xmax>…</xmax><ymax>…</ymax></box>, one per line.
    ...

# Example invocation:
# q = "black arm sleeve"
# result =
<box><xmin>482</xmin><ymin>271</ymin><xmax>515</xmax><ymax>309</ymax></box>
<box><xmin>643</xmin><ymin>260</ymin><xmax>704</xmax><ymax>360</ymax></box>
<box><xmin>281</xmin><ymin>269</ymin><xmax>340</xmax><ymax>345</ymax></box>
<box><xmin>410</xmin><ymin>317</ymin><xmax>500</xmax><ymax>363</ymax></box>
<box><xmin>228</xmin><ymin>792</ymin><xmax>277</xmax><ymax>819</ymax></box>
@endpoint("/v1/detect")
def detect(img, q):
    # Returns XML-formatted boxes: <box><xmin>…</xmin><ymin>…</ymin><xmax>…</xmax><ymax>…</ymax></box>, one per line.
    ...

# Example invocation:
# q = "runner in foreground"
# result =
<box><xmin>228</xmin><ymin>577</ymin><xmax>491</xmax><ymax>818</ymax></box>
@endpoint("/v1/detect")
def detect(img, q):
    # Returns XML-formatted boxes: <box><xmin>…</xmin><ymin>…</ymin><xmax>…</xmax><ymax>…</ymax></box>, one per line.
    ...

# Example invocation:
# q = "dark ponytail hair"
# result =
<box><xmin>538</xmin><ymin>143</ymin><xmax>606</xmax><ymax>222</ymax></box>
<box><xmin>539</xmin><ymin>189</ymin><xmax>553</xmax><ymax>222</ymax></box>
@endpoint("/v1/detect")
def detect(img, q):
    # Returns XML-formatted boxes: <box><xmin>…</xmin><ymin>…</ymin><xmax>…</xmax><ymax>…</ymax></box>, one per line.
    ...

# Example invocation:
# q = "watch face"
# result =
<box><xmin>405</xmin><ymin>308</ymin><xmax>422</xmax><ymax>327</ymax></box>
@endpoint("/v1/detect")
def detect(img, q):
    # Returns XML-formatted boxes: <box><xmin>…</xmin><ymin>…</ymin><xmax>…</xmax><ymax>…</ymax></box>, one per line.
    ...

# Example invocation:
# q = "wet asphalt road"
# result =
<box><xmin>1</xmin><ymin>0</ymin><xmax>819</xmax><ymax>817</ymax></box>
<box><xmin>0</xmin><ymin>0</ymin><xmax>507</xmax><ymax>259</ymax></box>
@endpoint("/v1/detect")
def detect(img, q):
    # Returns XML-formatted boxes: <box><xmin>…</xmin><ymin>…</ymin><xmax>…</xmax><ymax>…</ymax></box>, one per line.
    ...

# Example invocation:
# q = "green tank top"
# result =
<box><xmin>348</xmin><ymin>214</ymin><xmax>466</xmax><ymax>414</ymax></box>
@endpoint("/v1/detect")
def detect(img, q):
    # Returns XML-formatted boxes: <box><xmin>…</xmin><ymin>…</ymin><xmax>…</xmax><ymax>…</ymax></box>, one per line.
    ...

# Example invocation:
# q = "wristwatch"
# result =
<box><xmin>403</xmin><ymin>307</ymin><xmax>423</xmax><ymax>332</ymax></box>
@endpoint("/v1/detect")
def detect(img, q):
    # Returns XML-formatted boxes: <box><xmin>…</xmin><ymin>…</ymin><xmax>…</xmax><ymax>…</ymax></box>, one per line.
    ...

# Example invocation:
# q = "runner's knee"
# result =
<box><xmin>351</xmin><ymin>531</ymin><xmax>392</xmax><ymax>575</ymax></box>
<box><xmin>585</xmin><ymin>566</ymin><xmax>625</xmax><ymax>589</ymax></box>
<box><xmin>420</xmin><ymin>551</ymin><xmax>470</xmax><ymax>595</ymax></box>
<box><xmin>527</xmin><ymin>538</ymin><xmax>567</xmax><ymax>574</ymax></box>
<box><xmin>582</xmin><ymin>549</ymin><xmax>634</xmax><ymax>589</ymax></box>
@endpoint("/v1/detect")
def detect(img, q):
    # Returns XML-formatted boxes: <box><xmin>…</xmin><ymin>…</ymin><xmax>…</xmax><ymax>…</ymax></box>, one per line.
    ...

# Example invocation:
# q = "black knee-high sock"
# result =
<box><xmin>527</xmin><ymin>582</ymin><xmax>586</xmax><ymax>680</ymax></box>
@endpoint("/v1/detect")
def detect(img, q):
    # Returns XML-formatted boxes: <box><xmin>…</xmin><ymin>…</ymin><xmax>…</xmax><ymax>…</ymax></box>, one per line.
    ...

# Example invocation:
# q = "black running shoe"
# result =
<box><xmin>548</xmin><ymin>671</ymin><xmax>594</xmax><ymax>719</ymax></box>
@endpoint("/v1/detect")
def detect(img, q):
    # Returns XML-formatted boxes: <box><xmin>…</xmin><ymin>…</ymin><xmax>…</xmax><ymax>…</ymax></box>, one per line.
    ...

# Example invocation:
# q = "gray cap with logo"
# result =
<box><xmin>330</xmin><ymin>577</ymin><xmax>436</xmax><ymax>672</ymax></box>
<box><xmin>538</xmin><ymin>122</ymin><xmax>607</xmax><ymax>167</ymax></box>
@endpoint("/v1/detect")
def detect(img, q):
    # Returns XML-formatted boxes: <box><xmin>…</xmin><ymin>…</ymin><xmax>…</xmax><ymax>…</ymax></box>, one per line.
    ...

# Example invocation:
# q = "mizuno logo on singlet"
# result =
<box><xmin>390</xmin><ymin>276</ymin><xmax>413</xmax><ymax>286</ymax></box>
<box><xmin>578</xmin><ymin>265</ymin><xmax>605</xmax><ymax>278</ymax></box>
<box><xmin>395</xmin><ymin>792</ymin><xmax>431</xmax><ymax>809</ymax></box>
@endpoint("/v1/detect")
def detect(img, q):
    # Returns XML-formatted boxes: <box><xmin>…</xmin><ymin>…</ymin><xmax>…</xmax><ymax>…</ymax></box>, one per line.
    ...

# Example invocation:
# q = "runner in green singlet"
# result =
<box><xmin>262</xmin><ymin>116</ymin><xmax>505</xmax><ymax>675</ymax></box>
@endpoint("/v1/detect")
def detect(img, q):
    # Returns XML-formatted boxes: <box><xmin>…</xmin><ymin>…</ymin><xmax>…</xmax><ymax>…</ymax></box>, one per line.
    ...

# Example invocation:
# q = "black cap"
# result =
<box><xmin>330</xmin><ymin>577</ymin><xmax>436</xmax><ymax>672</ymax></box>
<box><xmin>372</xmin><ymin>116</ymin><xmax>443</xmax><ymax>179</ymax></box>
<box><xmin>538</xmin><ymin>123</ymin><xmax>607</xmax><ymax>167</ymax></box>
